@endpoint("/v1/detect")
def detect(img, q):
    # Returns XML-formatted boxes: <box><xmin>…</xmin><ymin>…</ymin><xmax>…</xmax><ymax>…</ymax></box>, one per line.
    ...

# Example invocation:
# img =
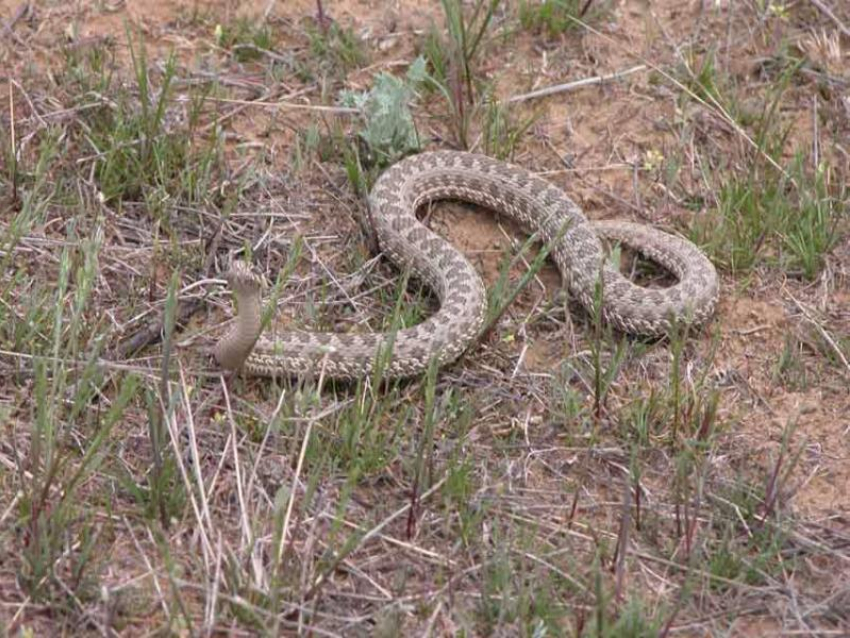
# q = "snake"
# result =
<box><xmin>213</xmin><ymin>151</ymin><xmax>719</xmax><ymax>379</ymax></box>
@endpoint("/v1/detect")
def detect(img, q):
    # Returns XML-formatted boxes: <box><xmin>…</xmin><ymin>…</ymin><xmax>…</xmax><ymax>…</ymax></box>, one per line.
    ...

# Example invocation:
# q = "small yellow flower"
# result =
<box><xmin>643</xmin><ymin>149</ymin><xmax>664</xmax><ymax>171</ymax></box>
<box><xmin>768</xmin><ymin>2</ymin><xmax>789</xmax><ymax>20</ymax></box>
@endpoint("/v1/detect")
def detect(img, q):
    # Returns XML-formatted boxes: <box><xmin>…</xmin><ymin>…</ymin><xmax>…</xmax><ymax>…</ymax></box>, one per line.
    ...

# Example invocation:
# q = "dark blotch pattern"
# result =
<box><xmin>220</xmin><ymin>151</ymin><xmax>718</xmax><ymax>379</ymax></box>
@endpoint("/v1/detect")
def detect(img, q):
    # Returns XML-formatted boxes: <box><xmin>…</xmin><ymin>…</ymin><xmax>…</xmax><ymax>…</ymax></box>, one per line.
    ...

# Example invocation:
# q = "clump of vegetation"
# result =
<box><xmin>684</xmin><ymin>56</ymin><xmax>844</xmax><ymax>281</ymax></box>
<box><xmin>674</xmin><ymin>47</ymin><xmax>758</xmax><ymax>126</ymax></box>
<box><xmin>518</xmin><ymin>0</ymin><xmax>600</xmax><ymax>36</ymax></box>
<box><xmin>307</xmin><ymin>21</ymin><xmax>368</xmax><ymax>75</ymax></box>
<box><xmin>418</xmin><ymin>0</ymin><xmax>537</xmax><ymax>157</ymax></box>
<box><xmin>214</xmin><ymin>18</ymin><xmax>276</xmax><ymax>62</ymax></box>
<box><xmin>340</xmin><ymin>57</ymin><xmax>428</xmax><ymax>169</ymax></box>
<box><xmin>691</xmin><ymin>157</ymin><xmax>844</xmax><ymax>279</ymax></box>
<box><xmin>420</xmin><ymin>0</ymin><xmax>503</xmax><ymax>148</ymax></box>
<box><xmin>481</xmin><ymin>97</ymin><xmax>538</xmax><ymax>160</ymax></box>
<box><xmin>63</xmin><ymin>33</ymin><xmax>223</xmax><ymax>206</ymax></box>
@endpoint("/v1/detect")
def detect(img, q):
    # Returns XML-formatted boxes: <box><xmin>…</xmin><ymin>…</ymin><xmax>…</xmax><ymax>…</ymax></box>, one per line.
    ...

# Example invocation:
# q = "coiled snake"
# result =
<box><xmin>213</xmin><ymin>151</ymin><xmax>718</xmax><ymax>379</ymax></box>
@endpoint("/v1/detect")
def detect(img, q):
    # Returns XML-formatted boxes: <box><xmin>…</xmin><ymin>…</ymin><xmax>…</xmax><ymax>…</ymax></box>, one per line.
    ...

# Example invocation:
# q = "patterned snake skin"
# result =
<box><xmin>213</xmin><ymin>151</ymin><xmax>719</xmax><ymax>379</ymax></box>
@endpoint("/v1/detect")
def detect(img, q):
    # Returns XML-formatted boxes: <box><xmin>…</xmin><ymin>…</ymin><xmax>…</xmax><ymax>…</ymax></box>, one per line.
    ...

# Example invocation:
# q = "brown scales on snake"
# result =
<box><xmin>213</xmin><ymin>151</ymin><xmax>719</xmax><ymax>379</ymax></box>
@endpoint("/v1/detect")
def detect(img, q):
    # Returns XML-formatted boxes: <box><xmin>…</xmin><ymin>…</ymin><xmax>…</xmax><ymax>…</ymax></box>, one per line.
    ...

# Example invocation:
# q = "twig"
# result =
<box><xmin>325</xmin><ymin>514</ymin><xmax>455</xmax><ymax>565</ymax></box>
<box><xmin>799</xmin><ymin>67</ymin><xmax>850</xmax><ymax>88</ymax></box>
<box><xmin>115</xmin><ymin>297</ymin><xmax>204</xmax><ymax>358</ymax></box>
<box><xmin>180</xmin><ymin>365</ymin><xmax>216</xmax><ymax>553</ymax></box>
<box><xmin>579</xmin><ymin>0</ymin><xmax>595</xmax><ymax>17</ymax></box>
<box><xmin>613</xmin><ymin>476</ymin><xmax>631</xmax><ymax>603</ymax></box>
<box><xmin>124</xmin><ymin>518</ymin><xmax>171</xmax><ymax>621</ymax></box>
<box><xmin>314</xmin><ymin>0</ymin><xmax>331</xmax><ymax>32</ymax></box>
<box><xmin>114</xmin><ymin>220</ymin><xmax>222</xmax><ymax>358</ymax></box>
<box><xmin>0</xmin><ymin>490</ymin><xmax>20</xmax><ymax>528</ymax></box>
<box><xmin>208</xmin><ymin>95</ymin><xmax>359</xmax><ymax>114</ymax></box>
<box><xmin>205</xmin><ymin>535</ymin><xmax>224</xmax><ymax>634</ymax></box>
<box><xmin>8</xmin><ymin>82</ymin><xmax>16</xmax><ymax>205</ymax></box>
<box><xmin>812</xmin><ymin>94</ymin><xmax>819</xmax><ymax>171</ymax></box>
<box><xmin>809</xmin><ymin>0</ymin><xmax>850</xmax><ymax>38</ymax></box>
<box><xmin>505</xmin><ymin>65</ymin><xmax>647</xmax><ymax>104</ymax></box>
<box><xmin>276</xmin><ymin>390</ymin><xmax>318</xmax><ymax>565</ymax></box>
<box><xmin>421</xmin><ymin>600</ymin><xmax>444</xmax><ymax>638</ymax></box>
<box><xmin>220</xmin><ymin>377</ymin><xmax>253</xmax><ymax>553</ymax></box>
<box><xmin>162</xmin><ymin>390</ymin><xmax>214</xmax><ymax>567</ymax></box>
<box><xmin>787</xmin><ymin>292</ymin><xmax>850</xmax><ymax>375</ymax></box>
<box><xmin>230</xmin><ymin>43</ymin><xmax>293</xmax><ymax>65</ymax></box>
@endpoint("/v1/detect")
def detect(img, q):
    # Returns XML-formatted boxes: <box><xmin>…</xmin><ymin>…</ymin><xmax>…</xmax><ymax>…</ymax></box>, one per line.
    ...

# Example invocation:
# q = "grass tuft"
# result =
<box><xmin>518</xmin><ymin>0</ymin><xmax>605</xmax><ymax>36</ymax></box>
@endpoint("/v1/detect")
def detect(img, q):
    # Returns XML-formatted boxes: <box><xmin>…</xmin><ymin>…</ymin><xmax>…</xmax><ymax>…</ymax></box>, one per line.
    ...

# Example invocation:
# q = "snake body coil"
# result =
<box><xmin>214</xmin><ymin>151</ymin><xmax>719</xmax><ymax>379</ymax></box>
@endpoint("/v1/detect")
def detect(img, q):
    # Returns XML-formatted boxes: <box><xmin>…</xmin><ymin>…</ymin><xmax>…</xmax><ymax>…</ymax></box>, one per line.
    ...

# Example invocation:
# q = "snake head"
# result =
<box><xmin>225</xmin><ymin>260</ymin><xmax>268</xmax><ymax>293</ymax></box>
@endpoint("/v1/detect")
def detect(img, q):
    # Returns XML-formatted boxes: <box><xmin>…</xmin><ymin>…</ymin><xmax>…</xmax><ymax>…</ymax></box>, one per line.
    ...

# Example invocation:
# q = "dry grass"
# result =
<box><xmin>1</xmin><ymin>0</ymin><xmax>849</xmax><ymax>635</ymax></box>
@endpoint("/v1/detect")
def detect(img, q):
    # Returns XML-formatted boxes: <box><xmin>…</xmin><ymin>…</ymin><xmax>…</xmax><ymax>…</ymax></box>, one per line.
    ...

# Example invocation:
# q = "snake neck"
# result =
<box><xmin>213</xmin><ymin>284</ymin><xmax>264</xmax><ymax>371</ymax></box>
